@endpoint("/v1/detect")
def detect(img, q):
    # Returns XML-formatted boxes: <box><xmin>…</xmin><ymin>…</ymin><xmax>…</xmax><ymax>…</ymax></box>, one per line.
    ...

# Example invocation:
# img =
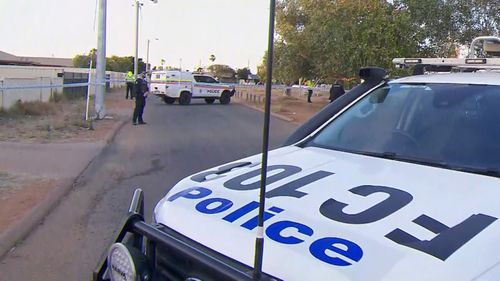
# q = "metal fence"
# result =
<box><xmin>0</xmin><ymin>78</ymin><xmax>124</xmax><ymax>110</ymax></box>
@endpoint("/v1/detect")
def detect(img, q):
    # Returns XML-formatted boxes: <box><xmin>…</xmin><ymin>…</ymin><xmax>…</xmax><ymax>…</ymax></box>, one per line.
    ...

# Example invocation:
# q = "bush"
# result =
<box><xmin>3</xmin><ymin>100</ymin><xmax>59</xmax><ymax>117</ymax></box>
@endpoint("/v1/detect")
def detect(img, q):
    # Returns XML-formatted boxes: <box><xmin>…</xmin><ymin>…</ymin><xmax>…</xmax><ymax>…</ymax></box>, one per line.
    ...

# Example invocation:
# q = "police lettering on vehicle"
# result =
<box><xmin>167</xmin><ymin>186</ymin><xmax>363</xmax><ymax>266</ymax></box>
<box><xmin>167</xmin><ymin>163</ymin><xmax>497</xmax><ymax>267</ymax></box>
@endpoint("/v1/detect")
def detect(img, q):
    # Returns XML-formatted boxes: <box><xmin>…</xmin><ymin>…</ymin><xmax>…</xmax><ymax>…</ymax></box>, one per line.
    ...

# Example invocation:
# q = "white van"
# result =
<box><xmin>150</xmin><ymin>70</ymin><xmax>235</xmax><ymax>105</ymax></box>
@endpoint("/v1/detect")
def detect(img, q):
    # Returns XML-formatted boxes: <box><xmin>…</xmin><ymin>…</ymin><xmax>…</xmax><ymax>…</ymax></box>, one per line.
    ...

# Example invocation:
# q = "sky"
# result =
<box><xmin>0</xmin><ymin>0</ymin><xmax>272</xmax><ymax>73</ymax></box>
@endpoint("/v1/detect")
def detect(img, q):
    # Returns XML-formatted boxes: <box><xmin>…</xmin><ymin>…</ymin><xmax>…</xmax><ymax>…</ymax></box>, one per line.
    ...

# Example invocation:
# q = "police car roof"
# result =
<box><xmin>390</xmin><ymin>72</ymin><xmax>500</xmax><ymax>86</ymax></box>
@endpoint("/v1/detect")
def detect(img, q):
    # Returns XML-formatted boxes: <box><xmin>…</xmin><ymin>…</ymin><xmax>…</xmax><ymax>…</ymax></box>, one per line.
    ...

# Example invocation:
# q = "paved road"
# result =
<box><xmin>0</xmin><ymin>98</ymin><xmax>297</xmax><ymax>281</ymax></box>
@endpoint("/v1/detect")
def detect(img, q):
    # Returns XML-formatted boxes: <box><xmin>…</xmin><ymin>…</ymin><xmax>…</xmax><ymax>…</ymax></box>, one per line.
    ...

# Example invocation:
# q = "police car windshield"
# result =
<box><xmin>309</xmin><ymin>83</ymin><xmax>500</xmax><ymax>174</ymax></box>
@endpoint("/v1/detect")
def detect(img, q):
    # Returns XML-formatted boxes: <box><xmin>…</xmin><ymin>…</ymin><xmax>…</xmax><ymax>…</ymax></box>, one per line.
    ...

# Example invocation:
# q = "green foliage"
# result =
<box><xmin>73</xmin><ymin>49</ymin><xmax>146</xmax><ymax>73</ymax></box>
<box><xmin>236</xmin><ymin>67</ymin><xmax>252</xmax><ymax>80</ymax></box>
<box><xmin>447</xmin><ymin>0</ymin><xmax>500</xmax><ymax>45</ymax></box>
<box><xmin>73</xmin><ymin>49</ymin><xmax>97</xmax><ymax>69</ymax></box>
<box><xmin>263</xmin><ymin>0</ymin><xmax>500</xmax><ymax>83</ymax></box>
<box><xmin>257</xmin><ymin>52</ymin><xmax>268</xmax><ymax>83</ymax></box>
<box><xmin>207</xmin><ymin>64</ymin><xmax>236</xmax><ymax>79</ymax></box>
<box><xmin>106</xmin><ymin>56</ymin><xmax>133</xmax><ymax>73</ymax></box>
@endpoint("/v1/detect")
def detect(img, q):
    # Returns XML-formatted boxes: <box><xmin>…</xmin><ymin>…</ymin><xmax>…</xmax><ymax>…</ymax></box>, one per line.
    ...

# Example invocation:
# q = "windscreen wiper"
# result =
<box><xmin>369</xmin><ymin>151</ymin><xmax>500</xmax><ymax>179</ymax></box>
<box><xmin>356</xmin><ymin>151</ymin><xmax>450</xmax><ymax>169</ymax></box>
<box><xmin>447</xmin><ymin>166</ymin><xmax>500</xmax><ymax>179</ymax></box>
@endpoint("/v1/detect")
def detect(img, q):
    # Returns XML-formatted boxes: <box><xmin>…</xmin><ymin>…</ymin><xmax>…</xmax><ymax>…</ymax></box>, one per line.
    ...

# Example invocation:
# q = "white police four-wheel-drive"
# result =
<box><xmin>94</xmin><ymin>36</ymin><xmax>500</xmax><ymax>281</ymax></box>
<box><xmin>150</xmin><ymin>70</ymin><xmax>235</xmax><ymax>105</ymax></box>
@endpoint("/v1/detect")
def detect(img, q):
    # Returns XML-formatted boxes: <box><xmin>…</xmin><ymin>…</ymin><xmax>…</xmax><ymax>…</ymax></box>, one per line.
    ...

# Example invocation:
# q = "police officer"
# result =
<box><xmin>125</xmin><ymin>71</ymin><xmax>135</xmax><ymax>99</ymax></box>
<box><xmin>132</xmin><ymin>73</ymin><xmax>149</xmax><ymax>125</ymax></box>
<box><xmin>306</xmin><ymin>80</ymin><xmax>314</xmax><ymax>103</ymax></box>
<box><xmin>329</xmin><ymin>80</ymin><xmax>345</xmax><ymax>103</ymax></box>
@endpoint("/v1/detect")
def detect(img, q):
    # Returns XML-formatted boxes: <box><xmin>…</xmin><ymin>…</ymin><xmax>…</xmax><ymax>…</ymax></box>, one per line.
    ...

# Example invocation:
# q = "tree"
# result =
<box><xmin>106</xmin><ymin>56</ymin><xmax>134</xmax><ymax>73</ymax></box>
<box><xmin>257</xmin><ymin>52</ymin><xmax>268</xmax><ymax>83</ymax></box>
<box><xmin>271</xmin><ymin>0</ymin><xmax>418</xmax><ymax>81</ymax></box>
<box><xmin>448</xmin><ymin>0</ymin><xmax>500</xmax><ymax>45</ymax></box>
<box><xmin>236</xmin><ymin>67</ymin><xmax>252</xmax><ymax>80</ymax></box>
<box><xmin>73</xmin><ymin>49</ymin><xmax>146</xmax><ymax>73</ymax></box>
<box><xmin>207</xmin><ymin>64</ymin><xmax>236</xmax><ymax>80</ymax></box>
<box><xmin>394</xmin><ymin>0</ymin><xmax>455</xmax><ymax>56</ymax></box>
<box><xmin>72</xmin><ymin>48</ymin><xmax>97</xmax><ymax>68</ymax></box>
<box><xmin>261</xmin><ymin>0</ymin><xmax>499</xmax><ymax>82</ymax></box>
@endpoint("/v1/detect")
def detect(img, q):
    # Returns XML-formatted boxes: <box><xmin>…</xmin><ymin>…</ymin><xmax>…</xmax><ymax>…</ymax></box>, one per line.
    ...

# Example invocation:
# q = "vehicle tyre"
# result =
<box><xmin>179</xmin><ymin>91</ymin><xmax>191</xmax><ymax>105</ymax></box>
<box><xmin>162</xmin><ymin>96</ymin><xmax>176</xmax><ymax>104</ymax></box>
<box><xmin>205</xmin><ymin>98</ymin><xmax>215</xmax><ymax>104</ymax></box>
<box><xmin>220</xmin><ymin>91</ymin><xmax>231</xmax><ymax>105</ymax></box>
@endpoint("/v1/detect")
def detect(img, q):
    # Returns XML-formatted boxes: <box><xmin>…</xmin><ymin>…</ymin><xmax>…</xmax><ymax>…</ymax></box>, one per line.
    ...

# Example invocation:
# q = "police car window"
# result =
<box><xmin>309</xmin><ymin>83</ymin><xmax>500</xmax><ymax>172</ymax></box>
<box><xmin>204</xmin><ymin>76</ymin><xmax>219</xmax><ymax>83</ymax></box>
<box><xmin>194</xmin><ymin>75</ymin><xmax>207</xmax><ymax>83</ymax></box>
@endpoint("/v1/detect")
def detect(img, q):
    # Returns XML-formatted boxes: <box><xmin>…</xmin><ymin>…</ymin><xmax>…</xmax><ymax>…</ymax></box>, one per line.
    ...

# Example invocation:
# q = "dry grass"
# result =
<box><xmin>0</xmin><ymin>93</ymin><xmax>93</xmax><ymax>142</ymax></box>
<box><xmin>0</xmin><ymin>88</ymin><xmax>128</xmax><ymax>143</ymax></box>
<box><xmin>0</xmin><ymin>171</ymin><xmax>21</xmax><ymax>190</ymax></box>
<box><xmin>234</xmin><ymin>86</ymin><xmax>331</xmax><ymax>124</ymax></box>
<box><xmin>0</xmin><ymin>100</ymin><xmax>60</xmax><ymax>117</ymax></box>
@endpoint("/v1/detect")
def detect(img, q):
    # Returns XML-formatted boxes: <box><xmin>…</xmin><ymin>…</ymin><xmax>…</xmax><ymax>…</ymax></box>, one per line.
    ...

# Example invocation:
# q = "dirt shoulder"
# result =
<box><xmin>0</xmin><ymin>172</ymin><xmax>56</xmax><ymax>232</ymax></box>
<box><xmin>233</xmin><ymin>85</ymin><xmax>330</xmax><ymax>124</ymax></box>
<box><xmin>0</xmin><ymin>89</ymin><xmax>131</xmax><ymax>143</ymax></box>
<box><xmin>0</xmin><ymin>88</ymin><xmax>131</xmax><ymax>234</ymax></box>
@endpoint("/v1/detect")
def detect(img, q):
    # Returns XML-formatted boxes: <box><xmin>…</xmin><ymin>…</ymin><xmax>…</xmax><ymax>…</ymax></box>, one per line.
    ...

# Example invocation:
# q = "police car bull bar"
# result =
<box><xmin>92</xmin><ymin>189</ymin><xmax>279</xmax><ymax>281</ymax></box>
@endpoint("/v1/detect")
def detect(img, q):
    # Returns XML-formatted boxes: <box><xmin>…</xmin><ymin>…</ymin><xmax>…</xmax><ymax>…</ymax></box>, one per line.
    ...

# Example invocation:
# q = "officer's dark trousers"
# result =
<box><xmin>307</xmin><ymin>89</ymin><xmax>313</xmax><ymax>103</ymax></box>
<box><xmin>133</xmin><ymin>97</ymin><xmax>146</xmax><ymax>123</ymax></box>
<box><xmin>126</xmin><ymin>82</ymin><xmax>134</xmax><ymax>99</ymax></box>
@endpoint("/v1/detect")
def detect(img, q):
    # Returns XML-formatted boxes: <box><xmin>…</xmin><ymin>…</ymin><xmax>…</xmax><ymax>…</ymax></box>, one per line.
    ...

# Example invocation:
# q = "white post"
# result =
<box><xmin>95</xmin><ymin>0</ymin><xmax>107</xmax><ymax>119</ymax></box>
<box><xmin>39</xmin><ymin>77</ymin><xmax>43</xmax><ymax>101</ymax></box>
<box><xmin>85</xmin><ymin>60</ymin><xmax>93</xmax><ymax>121</ymax></box>
<box><xmin>146</xmin><ymin>38</ymin><xmax>158</xmax><ymax>74</ymax></box>
<box><xmin>134</xmin><ymin>1</ymin><xmax>140</xmax><ymax>77</ymax></box>
<box><xmin>0</xmin><ymin>80</ymin><xmax>3</xmax><ymax>110</ymax></box>
<box><xmin>146</xmin><ymin>39</ymin><xmax>150</xmax><ymax>72</ymax></box>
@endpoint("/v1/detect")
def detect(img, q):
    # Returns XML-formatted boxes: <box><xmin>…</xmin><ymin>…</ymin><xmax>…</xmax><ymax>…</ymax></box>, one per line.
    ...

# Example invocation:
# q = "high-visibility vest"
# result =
<box><xmin>125</xmin><ymin>73</ymin><xmax>135</xmax><ymax>82</ymax></box>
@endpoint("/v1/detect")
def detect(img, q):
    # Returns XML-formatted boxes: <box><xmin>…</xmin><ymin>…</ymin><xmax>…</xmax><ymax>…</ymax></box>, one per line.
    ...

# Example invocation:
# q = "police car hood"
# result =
<box><xmin>154</xmin><ymin>146</ymin><xmax>500</xmax><ymax>281</ymax></box>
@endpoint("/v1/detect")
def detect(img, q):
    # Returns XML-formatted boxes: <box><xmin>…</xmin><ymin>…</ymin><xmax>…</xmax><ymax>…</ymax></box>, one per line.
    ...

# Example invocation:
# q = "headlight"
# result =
<box><xmin>107</xmin><ymin>243</ymin><xmax>150</xmax><ymax>281</ymax></box>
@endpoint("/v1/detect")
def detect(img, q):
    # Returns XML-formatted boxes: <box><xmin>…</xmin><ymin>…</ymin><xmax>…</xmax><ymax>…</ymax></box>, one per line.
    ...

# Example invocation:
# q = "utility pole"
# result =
<box><xmin>134</xmin><ymin>0</ymin><xmax>141</xmax><ymax>77</ymax></box>
<box><xmin>134</xmin><ymin>1</ymin><xmax>158</xmax><ymax>77</ymax></box>
<box><xmin>146</xmin><ymin>38</ymin><xmax>158</xmax><ymax>72</ymax></box>
<box><xmin>95</xmin><ymin>0</ymin><xmax>107</xmax><ymax>119</ymax></box>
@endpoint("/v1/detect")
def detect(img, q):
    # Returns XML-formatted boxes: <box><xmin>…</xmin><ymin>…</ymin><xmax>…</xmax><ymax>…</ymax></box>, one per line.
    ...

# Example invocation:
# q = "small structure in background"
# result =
<box><xmin>0</xmin><ymin>50</ymin><xmax>73</xmax><ymax>67</ymax></box>
<box><xmin>0</xmin><ymin>50</ymin><xmax>124</xmax><ymax>110</ymax></box>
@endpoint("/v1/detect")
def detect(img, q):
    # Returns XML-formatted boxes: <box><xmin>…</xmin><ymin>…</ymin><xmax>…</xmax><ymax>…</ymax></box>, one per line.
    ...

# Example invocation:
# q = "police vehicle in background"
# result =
<box><xmin>94</xmin><ymin>36</ymin><xmax>500</xmax><ymax>281</ymax></box>
<box><xmin>150</xmin><ymin>70</ymin><xmax>235</xmax><ymax>105</ymax></box>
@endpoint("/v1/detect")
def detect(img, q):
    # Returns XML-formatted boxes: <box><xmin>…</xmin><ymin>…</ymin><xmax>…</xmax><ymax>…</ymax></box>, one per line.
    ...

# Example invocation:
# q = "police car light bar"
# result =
<box><xmin>392</xmin><ymin>57</ymin><xmax>500</xmax><ymax>69</ymax></box>
<box><xmin>404</xmin><ymin>59</ymin><xmax>422</xmax><ymax>64</ymax></box>
<box><xmin>465</xmin><ymin>58</ymin><xmax>487</xmax><ymax>64</ymax></box>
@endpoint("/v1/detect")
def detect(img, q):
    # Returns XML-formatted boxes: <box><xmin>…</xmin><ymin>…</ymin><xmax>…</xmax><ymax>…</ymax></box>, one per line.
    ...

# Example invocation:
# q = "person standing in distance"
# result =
<box><xmin>132</xmin><ymin>73</ymin><xmax>149</xmax><ymax>125</ymax></box>
<box><xmin>306</xmin><ymin>80</ymin><xmax>314</xmax><ymax>103</ymax></box>
<box><xmin>329</xmin><ymin>80</ymin><xmax>345</xmax><ymax>103</ymax></box>
<box><xmin>125</xmin><ymin>71</ymin><xmax>135</xmax><ymax>99</ymax></box>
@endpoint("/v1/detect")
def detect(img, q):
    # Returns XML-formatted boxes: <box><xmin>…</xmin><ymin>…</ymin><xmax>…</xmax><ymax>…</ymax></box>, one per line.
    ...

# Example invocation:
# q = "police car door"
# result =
<box><xmin>193</xmin><ymin>75</ymin><xmax>221</xmax><ymax>97</ymax></box>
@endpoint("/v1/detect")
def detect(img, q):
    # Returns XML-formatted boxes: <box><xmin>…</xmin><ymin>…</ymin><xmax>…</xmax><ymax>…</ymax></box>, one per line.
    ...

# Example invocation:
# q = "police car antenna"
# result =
<box><xmin>253</xmin><ymin>0</ymin><xmax>276</xmax><ymax>279</ymax></box>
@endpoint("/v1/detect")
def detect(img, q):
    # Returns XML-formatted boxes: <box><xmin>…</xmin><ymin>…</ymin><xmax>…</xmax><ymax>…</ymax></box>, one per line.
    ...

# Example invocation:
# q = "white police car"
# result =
<box><xmin>94</xmin><ymin>38</ymin><xmax>500</xmax><ymax>281</ymax></box>
<box><xmin>150</xmin><ymin>70</ymin><xmax>235</xmax><ymax>105</ymax></box>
